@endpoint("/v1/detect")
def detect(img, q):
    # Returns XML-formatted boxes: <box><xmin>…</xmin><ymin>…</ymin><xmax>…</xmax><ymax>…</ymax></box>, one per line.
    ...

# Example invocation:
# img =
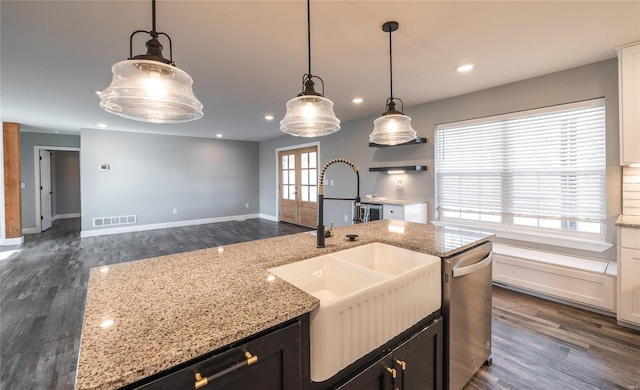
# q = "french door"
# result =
<box><xmin>278</xmin><ymin>146</ymin><xmax>318</xmax><ymax>228</ymax></box>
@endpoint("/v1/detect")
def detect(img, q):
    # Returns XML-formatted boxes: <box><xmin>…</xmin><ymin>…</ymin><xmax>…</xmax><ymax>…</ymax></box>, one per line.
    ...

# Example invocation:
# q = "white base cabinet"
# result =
<box><xmin>618</xmin><ymin>227</ymin><xmax>640</xmax><ymax>328</ymax></box>
<box><xmin>383</xmin><ymin>203</ymin><xmax>428</xmax><ymax>223</ymax></box>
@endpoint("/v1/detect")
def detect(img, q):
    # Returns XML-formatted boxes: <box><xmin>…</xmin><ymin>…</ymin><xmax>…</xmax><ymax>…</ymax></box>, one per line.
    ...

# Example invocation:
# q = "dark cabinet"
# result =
<box><xmin>337</xmin><ymin>353</ymin><xmax>395</xmax><ymax>390</ymax></box>
<box><xmin>134</xmin><ymin>320</ymin><xmax>304</xmax><ymax>390</ymax></box>
<box><xmin>337</xmin><ymin>317</ymin><xmax>443</xmax><ymax>390</ymax></box>
<box><xmin>394</xmin><ymin>316</ymin><xmax>443</xmax><ymax>390</ymax></box>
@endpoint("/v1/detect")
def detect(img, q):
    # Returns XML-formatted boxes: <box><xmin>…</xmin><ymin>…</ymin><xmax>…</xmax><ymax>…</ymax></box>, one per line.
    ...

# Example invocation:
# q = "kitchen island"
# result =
<box><xmin>76</xmin><ymin>220</ymin><xmax>493</xmax><ymax>390</ymax></box>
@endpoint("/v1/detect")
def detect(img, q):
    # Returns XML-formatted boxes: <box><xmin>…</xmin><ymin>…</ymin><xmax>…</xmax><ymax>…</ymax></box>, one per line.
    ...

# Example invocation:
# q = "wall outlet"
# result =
<box><xmin>331</xmin><ymin>179</ymin><xmax>334</xmax><ymax>186</ymax></box>
<box><xmin>245</xmin><ymin>203</ymin><xmax>249</xmax><ymax>208</ymax></box>
<box><xmin>344</xmin><ymin>214</ymin><xmax>348</xmax><ymax>222</ymax></box>
<box><xmin>21</xmin><ymin>182</ymin><xmax>26</xmax><ymax>189</ymax></box>
<box><xmin>173</xmin><ymin>208</ymin><xmax>178</xmax><ymax>214</ymax></box>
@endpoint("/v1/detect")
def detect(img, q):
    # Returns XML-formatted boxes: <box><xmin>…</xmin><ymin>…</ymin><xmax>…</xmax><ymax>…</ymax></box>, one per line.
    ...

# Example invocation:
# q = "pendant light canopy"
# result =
<box><xmin>369</xmin><ymin>21</ymin><xmax>417</xmax><ymax>146</ymax></box>
<box><xmin>99</xmin><ymin>0</ymin><xmax>203</xmax><ymax>124</ymax></box>
<box><xmin>280</xmin><ymin>0</ymin><xmax>340</xmax><ymax>137</ymax></box>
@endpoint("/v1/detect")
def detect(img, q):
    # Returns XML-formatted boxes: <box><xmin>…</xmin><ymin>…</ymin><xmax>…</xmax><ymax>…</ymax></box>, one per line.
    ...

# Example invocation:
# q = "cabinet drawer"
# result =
<box><xmin>383</xmin><ymin>205</ymin><xmax>404</xmax><ymax>220</ymax></box>
<box><xmin>136</xmin><ymin>321</ymin><xmax>303</xmax><ymax>390</ymax></box>
<box><xmin>620</xmin><ymin>227</ymin><xmax>640</xmax><ymax>249</ymax></box>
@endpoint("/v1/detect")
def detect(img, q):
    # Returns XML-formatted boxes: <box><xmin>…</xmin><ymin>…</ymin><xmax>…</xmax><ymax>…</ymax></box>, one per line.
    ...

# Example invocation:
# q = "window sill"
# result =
<box><xmin>431</xmin><ymin>220</ymin><xmax>613</xmax><ymax>253</ymax></box>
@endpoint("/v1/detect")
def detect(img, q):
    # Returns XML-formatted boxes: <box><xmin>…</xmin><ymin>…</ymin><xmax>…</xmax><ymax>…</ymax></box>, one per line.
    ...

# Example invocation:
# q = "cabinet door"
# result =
<box><xmin>403</xmin><ymin>203</ymin><xmax>428</xmax><ymax>224</ymax></box>
<box><xmin>619</xmin><ymin>247</ymin><xmax>640</xmax><ymax>325</ymax></box>
<box><xmin>383</xmin><ymin>205</ymin><xmax>404</xmax><ymax>220</ymax></box>
<box><xmin>617</xmin><ymin>43</ymin><xmax>640</xmax><ymax>165</ymax></box>
<box><xmin>137</xmin><ymin>321</ymin><xmax>303</xmax><ymax>390</ymax></box>
<box><xmin>337</xmin><ymin>353</ymin><xmax>395</xmax><ymax>390</ymax></box>
<box><xmin>394</xmin><ymin>317</ymin><xmax>444</xmax><ymax>390</ymax></box>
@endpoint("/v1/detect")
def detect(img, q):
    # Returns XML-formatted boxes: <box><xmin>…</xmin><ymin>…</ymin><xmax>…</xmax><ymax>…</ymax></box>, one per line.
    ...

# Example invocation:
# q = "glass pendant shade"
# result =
<box><xmin>280</xmin><ymin>95</ymin><xmax>341</xmax><ymax>137</ymax></box>
<box><xmin>99</xmin><ymin>60</ymin><xmax>203</xmax><ymax>123</ymax></box>
<box><xmin>370</xmin><ymin>113</ymin><xmax>417</xmax><ymax>145</ymax></box>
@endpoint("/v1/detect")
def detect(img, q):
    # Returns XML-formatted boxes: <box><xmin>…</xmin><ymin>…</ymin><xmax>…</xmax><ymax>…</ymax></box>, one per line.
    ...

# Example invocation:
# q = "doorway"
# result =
<box><xmin>33</xmin><ymin>146</ymin><xmax>81</xmax><ymax>233</ymax></box>
<box><xmin>278</xmin><ymin>145</ymin><xmax>318</xmax><ymax>228</ymax></box>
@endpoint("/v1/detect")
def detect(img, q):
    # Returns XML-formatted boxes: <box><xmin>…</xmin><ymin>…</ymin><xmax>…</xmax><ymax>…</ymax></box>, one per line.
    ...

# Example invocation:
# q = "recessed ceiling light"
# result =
<box><xmin>97</xmin><ymin>123</ymin><xmax>108</xmax><ymax>128</ymax></box>
<box><xmin>457</xmin><ymin>64</ymin><xmax>474</xmax><ymax>72</ymax></box>
<box><xmin>352</xmin><ymin>98</ymin><xmax>364</xmax><ymax>104</ymax></box>
<box><xmin>216</xmin><ymin>134</ymin><xmax>223</xmax><ymax>138</ymax></box>
<box><xmin>264</xmin><ymin>115</ymin><xmax>274</xmax><ymax>121</ymax></box>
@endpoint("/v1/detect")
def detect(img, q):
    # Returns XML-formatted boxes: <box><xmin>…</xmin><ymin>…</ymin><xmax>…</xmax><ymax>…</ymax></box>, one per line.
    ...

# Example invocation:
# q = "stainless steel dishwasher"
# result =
<box><xmin>442</xmin><ymin>241</ymin><xmax>493</xmax><ymax>390</ymax></box>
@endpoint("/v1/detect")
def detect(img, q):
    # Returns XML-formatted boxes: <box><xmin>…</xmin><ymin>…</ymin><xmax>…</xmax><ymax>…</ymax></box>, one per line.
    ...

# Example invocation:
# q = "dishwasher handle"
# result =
<box><xmin>452</xmin><ymin>252</ymin><xmax>493</xmax><ymax>278</ymax></box>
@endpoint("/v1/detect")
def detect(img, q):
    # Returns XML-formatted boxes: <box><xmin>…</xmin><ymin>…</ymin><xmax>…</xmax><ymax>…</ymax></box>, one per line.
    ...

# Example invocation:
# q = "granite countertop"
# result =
<box><xmin>76</xmin><ymin>220</ymin><xmax>493</xmax><ymax>390</ymax></box>
<box><xmin>616</xmin><ymin>215</ymin><xmax>640</xmax><ymax>229</ymax></box>
<box><xmin>361</xmin><ymin>197</ymin><xmax>426</xmax><ymax>206</ymax></box>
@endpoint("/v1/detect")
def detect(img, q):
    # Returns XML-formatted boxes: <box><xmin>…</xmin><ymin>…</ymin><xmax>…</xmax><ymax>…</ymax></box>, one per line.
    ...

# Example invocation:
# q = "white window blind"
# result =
<box><xmin>435</xmin><ymin>99</ymin><xmax>606</xmax><ymax>236</ymax></box>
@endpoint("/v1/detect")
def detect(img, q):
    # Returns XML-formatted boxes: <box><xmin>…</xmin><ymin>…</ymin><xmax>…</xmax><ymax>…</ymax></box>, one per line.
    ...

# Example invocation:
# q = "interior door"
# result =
<box><xmin>278</xmin><ymin>146</ymin><xmax>318</xmax><ymax>228</ymax></box>
<box><xmin>40</xmin><ymin>149</ymin><xmax>53</xmax><ymax>231</ymax></box>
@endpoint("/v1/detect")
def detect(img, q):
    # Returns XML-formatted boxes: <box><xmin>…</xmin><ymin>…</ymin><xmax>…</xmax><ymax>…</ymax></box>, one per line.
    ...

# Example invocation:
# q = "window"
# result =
<box><xmin>435</xmin><ymin>99</ymin><xmax>606</xmax><ymax>239</ymax></box>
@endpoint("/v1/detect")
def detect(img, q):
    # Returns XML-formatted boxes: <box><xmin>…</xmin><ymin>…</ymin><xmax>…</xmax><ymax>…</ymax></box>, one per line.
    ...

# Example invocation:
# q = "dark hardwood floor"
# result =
<box><xmin>1</xmin><ymin>218</ymin><xmax>639</xmax><ymax>390</ymax></box>
<box><xmin>466</xmin><ymin>287</ymin><xmax>640</xmax><ymax>390</ymax></box>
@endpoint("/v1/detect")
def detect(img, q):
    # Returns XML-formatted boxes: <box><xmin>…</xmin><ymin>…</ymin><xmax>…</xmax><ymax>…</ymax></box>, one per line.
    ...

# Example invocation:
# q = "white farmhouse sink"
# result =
<box><xmin>268</xmin><ymin>243</ymin><xmax>441</xmax><ymax>382</ymax></box>
<box><xmin>332</xmin><ymin>242</ymin><xmax>436</xmax><ymax>276</ymax></box>
<box><xmin>265</xmin><ymin>254</ymin><xmax>388</xmax><ymax>305</ymax></box>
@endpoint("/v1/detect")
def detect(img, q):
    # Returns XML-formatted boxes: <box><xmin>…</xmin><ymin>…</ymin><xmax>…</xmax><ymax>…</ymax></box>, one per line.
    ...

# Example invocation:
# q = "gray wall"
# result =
<box><xmin>259</xmin><ymin>59</ymin><xmax>621</xmax><ymax>261</ymax></box>
<box><xmin>52</xmin><ymin>151</ymin><xmax>80</xmax><ymax>216</ymax></box>
<box><xmin>81</xmin><ymin>129</ymin><xmax>259</xmax><ymax>232</ymax></box>
<box><xmin>20</xmin><ymin>131</ymin><xmax>81</xmax><ymax>229</ymax></box>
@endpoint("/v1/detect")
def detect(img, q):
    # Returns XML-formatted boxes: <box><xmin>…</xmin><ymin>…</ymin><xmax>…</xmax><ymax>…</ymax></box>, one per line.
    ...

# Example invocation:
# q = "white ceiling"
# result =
<box><xmin>1</xmin><ymin>1</ymin><xmax>639</xmax><ymax>142</ymax></box>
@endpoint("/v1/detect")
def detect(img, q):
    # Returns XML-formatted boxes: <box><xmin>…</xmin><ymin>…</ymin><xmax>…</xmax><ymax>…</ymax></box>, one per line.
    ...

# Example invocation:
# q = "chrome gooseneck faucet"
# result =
<box><xmin>317</xmin><ymin>158</ymin><xmax>363</xmax><ymax>248</ymax></box>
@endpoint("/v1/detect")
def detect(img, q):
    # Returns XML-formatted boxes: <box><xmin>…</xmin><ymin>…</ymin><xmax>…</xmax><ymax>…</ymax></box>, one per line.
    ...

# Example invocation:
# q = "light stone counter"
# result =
<box><xmin>616</xmin><ymin>215</ymin><xmax>640</xmax><ymax>229</ymax></box>
<box><xmin>361</xmin><ymin>197</ymin><xmax>426</xmax><ymax>206</ymax></box>
<box><xmin>76</xmin><ymin>220</ymin><xmax>493</xmax><ymax>390</ymax></box>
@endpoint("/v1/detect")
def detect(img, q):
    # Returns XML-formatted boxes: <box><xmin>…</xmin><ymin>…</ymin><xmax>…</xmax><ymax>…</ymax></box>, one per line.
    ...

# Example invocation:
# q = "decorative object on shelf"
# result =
<box><xmin>99</xmin><ymin>0</ymin><xmax>203</xmax><ymax>123</ymax></box>
<box><xmin>369</xmin><ymin>21</ymin><xmax>417</xmax><ymax>146</ymax></box>
<box><xmin>280</xmin><ymin>0</ymin><xmax>340</xmax><ymax>137</ymax></box>
<box><xmin>369</xmin><ymin>137</ymin><xmax>426</xmax><ymax>148</ymax></box>
<box><xmin>369</xmin><ymin>165</ymin><xmax>427</xmax><ymax>173</ymax></box>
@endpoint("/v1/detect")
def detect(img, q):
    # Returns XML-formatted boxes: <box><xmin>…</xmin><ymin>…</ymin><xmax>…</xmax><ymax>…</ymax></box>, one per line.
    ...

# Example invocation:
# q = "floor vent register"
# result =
<box><xmin>93</xmin><ymin>215</ymin><xmax>136</xmax><ymax>228</ymax></box>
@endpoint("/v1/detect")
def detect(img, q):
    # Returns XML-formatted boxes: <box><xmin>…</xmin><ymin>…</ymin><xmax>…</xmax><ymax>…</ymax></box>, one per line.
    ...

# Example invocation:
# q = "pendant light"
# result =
<box><xmin>369</xmin><ymin>21</ymin><xmax>417</xmax><ymax>146</ymax></box>
<box><xmin>99</xmin><ymin>0</ymin><xmax>203</xmax><ymax>124</ymax></box>
<box><xmin>280</xmin><ymin>0</ymin><xmax>340</xmax><ymax>137</ymax></box>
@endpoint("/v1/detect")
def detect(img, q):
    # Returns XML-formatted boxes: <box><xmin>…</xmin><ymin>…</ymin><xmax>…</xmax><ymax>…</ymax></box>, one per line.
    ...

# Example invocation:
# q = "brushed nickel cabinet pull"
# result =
<box><xmin>194</xmin><ymin>351</ymin><xmax>259</xmax><ymax>389</ymax></box>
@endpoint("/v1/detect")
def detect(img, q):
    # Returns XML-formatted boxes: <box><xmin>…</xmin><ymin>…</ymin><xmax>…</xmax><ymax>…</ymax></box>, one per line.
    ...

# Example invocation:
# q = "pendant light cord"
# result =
<box><xmin>307</xmin><ymin>0</ymin><xmax>312</xmax><ymax>77</ymax></box>
<box><xmin>151</xmin><ymin>0</ymin><xmax>157</xmax><ymax>36</ymax></box>
<box><xmin>388</xmin><ymin>27</ymin><xmax>393</xmax><ymax>100</ymax></box>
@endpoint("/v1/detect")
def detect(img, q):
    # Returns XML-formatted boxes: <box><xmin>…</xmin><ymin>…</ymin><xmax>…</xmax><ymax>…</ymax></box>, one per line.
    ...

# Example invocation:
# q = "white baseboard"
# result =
<box><xmin>80</xmin><ymin>213</ymin><xmax>263</xmax><ymax>238</ymax></box>
<box><xmin>494</xmin><ymin>282</ymin><xmax>616</xmax><ymax>317</ymax></box>
<box><xmin>259</xmin><ymin>214</ymin><xmax>279</xmax><ymax>222</ymax></box>
<box><xmin>22</xmin><ymin>227</ymin><xmax>40</xmax><ymax>235</ymax></box>
<box><xmin>2</xmin><ymin>236</ymin><xmax>24</xmax><ymax>246</ymax></box>
<box><xmin>53</xmin><ymin>213</ymin><xmax>81</xmax><ymax>221</ymax></box>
